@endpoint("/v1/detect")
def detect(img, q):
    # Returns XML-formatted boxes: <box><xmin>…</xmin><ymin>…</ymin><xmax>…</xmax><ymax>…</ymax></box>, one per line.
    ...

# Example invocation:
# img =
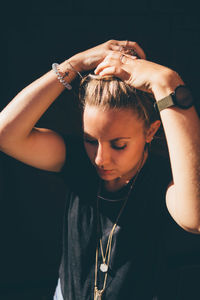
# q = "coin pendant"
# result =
<box><xmin>100</xmin><ymin>263</ymin><xmax>108</xmax><ymax>272</ymax></box>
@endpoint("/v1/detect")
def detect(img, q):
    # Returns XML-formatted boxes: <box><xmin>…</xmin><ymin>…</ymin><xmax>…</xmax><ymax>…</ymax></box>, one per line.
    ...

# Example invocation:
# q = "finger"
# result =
<box><xmin>94</xmin><ymin>51</ymin><xmax>120</xmax><ymax>73</ymax></box>
<box><xmin>110</xmin><ymin>40</ymin><xmax>146</xmax><ymax>59</ymax></box>
<box><xmin>124</xmin><ymin>41</ymin><xmax>146</xmax><ymax>59</ymax></box>
<box><xmin>122</xmin><ymin>48</ymin><xmax>139</xmax><ymax>57</ymax></box>
<box><xmin>99</xmin><ymin>66</ymin><xmax>117</xmax><ymax>76</ymax></box>
<box><xmin>95</xmin><ymin>51</ymin><xmax>137</xmax><ymax>74</ymax></box>
<box><xmin>94</xmin><ymin>61</ymin><xmax>111</xmax><ymax>75</ymax></box>
<box><xmin>120</xmin><ymin>53</ymin><xmax>138</xmax><ymax>64</ymax></box>
<box><xmin>99</xmin><ymin>66</ymin><xmax>130</xmax><ymax>81</ymax></box>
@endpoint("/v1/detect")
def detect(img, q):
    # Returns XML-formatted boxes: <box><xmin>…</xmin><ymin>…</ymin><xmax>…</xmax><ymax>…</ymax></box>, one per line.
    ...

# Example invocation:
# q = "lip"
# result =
<box><xmin>96</xmin><ymin>168</ymin><xmax>114</xmax><ymax>175</ymax></box>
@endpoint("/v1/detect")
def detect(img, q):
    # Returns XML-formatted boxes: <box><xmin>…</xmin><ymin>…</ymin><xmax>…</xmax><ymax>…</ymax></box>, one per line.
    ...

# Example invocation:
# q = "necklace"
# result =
<box><xmin>94</xmin><ymin>153</ymin><xmax>145</xmax><ymax>300</ymax></box>
<box><xmin>97</xmin><ymin>180</ymin><xmax>132</xmax><ymax>202</ymax></box>
<box><xmin>97</xmin><ymin>194</ymin><xmax>127</xmax><ymax>202</ymax></box>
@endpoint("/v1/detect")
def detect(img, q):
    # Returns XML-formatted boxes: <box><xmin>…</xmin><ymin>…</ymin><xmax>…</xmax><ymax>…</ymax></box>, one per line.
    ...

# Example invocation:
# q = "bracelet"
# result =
<box><xmin>68</xmin><ymin>61</ymin><xmax>83</xmax><ymax>79</ymax></box>
<box><xmin>52</xmin><ymin>63</ymin><xmax>72</xmax><ymax>90</ymax></box>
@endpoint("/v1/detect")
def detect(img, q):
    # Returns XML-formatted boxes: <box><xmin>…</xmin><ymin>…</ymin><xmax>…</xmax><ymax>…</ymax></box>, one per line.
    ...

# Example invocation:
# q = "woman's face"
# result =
<box><xmin>83</xmin><ymin>105</ymin><xmax>158</xmax><ymax>185</ymax></box>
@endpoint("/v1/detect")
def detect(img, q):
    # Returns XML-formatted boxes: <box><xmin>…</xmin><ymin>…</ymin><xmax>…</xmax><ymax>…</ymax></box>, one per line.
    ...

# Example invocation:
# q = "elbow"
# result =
<box><xmin>193</xmin><ymin>223</ymin><xmax>200</xmax><ymax>234</ymax></box>
<box><xmin>0</xmin><ymin>129</ymin><xmax>7</xmax><ymax>150</ymax></box>
<box><xmin>184</xmin><ymin>227</ymin><xmax>200</xmax><ymax>235</ymax></box>
<box><xmin>0</xmin><ymin>129</ymin><xmax>6</xmax><ymax>150</ymax></box>
<box><xmin>179</xmin><ymin>221</ymin><xmax>200</xmax><ymax>235</ymax></box>
<box><xmin>0</xmin><ymin>127</ymin><xmax>14</xmax><ymax>151</ymax></box>
<box><xmin>175</xmin><ymin>210</ymin><xmax>200</xmax><ymax>234</ymax></box>
<box><xmin>172</xmin><ymin>198</ymin><xmax>200</xmax><ymax>235</ymax></box>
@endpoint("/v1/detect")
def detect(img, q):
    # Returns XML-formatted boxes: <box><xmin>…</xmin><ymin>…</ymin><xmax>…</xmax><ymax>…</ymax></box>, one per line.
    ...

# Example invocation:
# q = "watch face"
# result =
<box><xmin>173</xmin><ymin>85</ymin><xmax>194</xmax><ymax>109</ymax></box>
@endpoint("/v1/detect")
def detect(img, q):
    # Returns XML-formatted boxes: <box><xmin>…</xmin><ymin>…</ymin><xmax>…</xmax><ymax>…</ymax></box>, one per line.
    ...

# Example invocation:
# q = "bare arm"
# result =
<box><xmin>153</xmin><ymin>76</ymin><xmax>200</xmax><ymax>234</ymax></box>
<box><xmin>95</xmin><ymin>48</ymin><xmax>200</xmax><ymax>233</ymax></box>
<box><xmin>0</xmin><ymin>59</ymin><xmax>75</xmax><ymax>172</ymax></box>
<box><xmin>0</xmin><ymin>40</ymin><xmax>134</xmax><ymax>172</ymax></box>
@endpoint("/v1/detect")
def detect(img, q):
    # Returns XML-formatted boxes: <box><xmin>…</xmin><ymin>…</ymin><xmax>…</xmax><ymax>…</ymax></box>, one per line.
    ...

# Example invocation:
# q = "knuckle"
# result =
<box><xmin>107</xmin><ymin>39</ymin><xmax>115</xmax><ymax>45</ymax></box>
<box><xmin>113</xmin><ymin>66</ymin><xmax>117</xmax><ymax>73</ymax></box>
<box><xmin>107</xmin><ymin>52</ymin><xmax>114</xmax><ymax>60</ymax></box>
<box><xmin>110</xmin><ymin>51</ymin><xmax>119</xmax><ymax>59</ymax></box>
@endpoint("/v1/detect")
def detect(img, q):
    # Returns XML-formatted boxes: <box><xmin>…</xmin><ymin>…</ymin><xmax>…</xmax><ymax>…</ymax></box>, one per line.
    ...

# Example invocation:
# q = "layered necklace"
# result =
<box><xmin>94</xmin><ymin>153</ymin><xmax>145</xmax><ymax>300</ymax></box>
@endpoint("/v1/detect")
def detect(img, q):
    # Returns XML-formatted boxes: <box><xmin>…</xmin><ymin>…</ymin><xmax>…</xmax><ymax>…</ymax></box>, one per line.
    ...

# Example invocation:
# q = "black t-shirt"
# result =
<box><xmin>59</xmin><ymin>136</ymin><xmax>172</xmax><ymax>300</ymax></box>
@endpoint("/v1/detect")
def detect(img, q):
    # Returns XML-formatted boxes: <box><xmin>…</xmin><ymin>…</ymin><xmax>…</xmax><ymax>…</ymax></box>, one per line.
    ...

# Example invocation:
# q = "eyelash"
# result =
<box><xmin>84</xmin><ymin>139</ymin><xmax>127</xmax><ymax>151</ymax></box>
<box><xmin>112</xmin><ymin>144</ymin><xmax>127</xmax><ymax>150</ymax></box>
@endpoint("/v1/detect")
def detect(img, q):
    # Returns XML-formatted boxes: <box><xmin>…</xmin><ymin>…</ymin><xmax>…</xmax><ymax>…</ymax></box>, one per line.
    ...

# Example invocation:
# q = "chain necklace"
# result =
<box><xmin>97</xmin><ymin>180</ymin><xmax>132</xmax><ymax>202</ymax></box>
<box><xmin>94</xmin><ymin>153</ymin><xmax>145</xmax><ymax>300</ymax></box>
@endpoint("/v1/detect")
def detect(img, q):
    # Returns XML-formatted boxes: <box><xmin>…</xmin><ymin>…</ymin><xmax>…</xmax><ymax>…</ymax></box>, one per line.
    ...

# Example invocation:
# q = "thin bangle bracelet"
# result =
<box><xmin>52</xmin><ymin>63</ymin><xmax>72</xmax><ymax>90</ymax></box>
<box><xmin>68</xmin><ymin>61</ymin><xmax>83</xmax><ymax>79</ymax></box>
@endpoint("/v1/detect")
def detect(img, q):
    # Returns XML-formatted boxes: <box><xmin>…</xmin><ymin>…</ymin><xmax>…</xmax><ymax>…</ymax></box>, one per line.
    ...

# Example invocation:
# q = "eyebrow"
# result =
<box><xmin>83</xmin><ymin>132</ymin><xmax>131</xmax><ymax>141</ymax></box>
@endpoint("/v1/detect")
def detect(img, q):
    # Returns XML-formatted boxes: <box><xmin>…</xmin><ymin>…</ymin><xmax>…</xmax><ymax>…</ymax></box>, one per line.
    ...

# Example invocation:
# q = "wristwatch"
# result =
<box><xmin>156</xmin><ymin>85</ymin><xmax>194</xmax><ymax>112</ymax></box>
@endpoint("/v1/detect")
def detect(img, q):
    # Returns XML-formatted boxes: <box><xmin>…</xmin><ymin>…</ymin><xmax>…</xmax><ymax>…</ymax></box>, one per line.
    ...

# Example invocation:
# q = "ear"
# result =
<box><xmin>145</xmin><ymin>120</ymin><xmax>161</xmax><ymax>143</ymax></box>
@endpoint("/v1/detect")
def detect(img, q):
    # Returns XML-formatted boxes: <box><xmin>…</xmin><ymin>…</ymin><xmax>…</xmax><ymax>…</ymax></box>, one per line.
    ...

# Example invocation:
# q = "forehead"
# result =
<box><xmin>83</xmin><ymin>105</ymin><xmax>144</xmax><ymax>139</ymax></box>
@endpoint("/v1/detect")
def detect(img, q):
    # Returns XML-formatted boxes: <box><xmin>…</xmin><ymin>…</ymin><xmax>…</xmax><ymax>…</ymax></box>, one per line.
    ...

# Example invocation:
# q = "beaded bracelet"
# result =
<box><xmin>52</xmin><ymin>63</ymin><xmax>72</xmax><ymax>90</ymax></box>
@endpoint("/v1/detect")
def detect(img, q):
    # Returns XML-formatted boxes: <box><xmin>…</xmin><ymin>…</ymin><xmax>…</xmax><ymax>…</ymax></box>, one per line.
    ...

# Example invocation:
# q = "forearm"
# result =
<box><xmin>0</xmin><ymin>56</ymin><xmax>80</xmax><ymax>146</ymax></box>
<box><xmin>153</xmin><ymin>73</ymin><xmax>200</xmax><ymax>231</ymax></box>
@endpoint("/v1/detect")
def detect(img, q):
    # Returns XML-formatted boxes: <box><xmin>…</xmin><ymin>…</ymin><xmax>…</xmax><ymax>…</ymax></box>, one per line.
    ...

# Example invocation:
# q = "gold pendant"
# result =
<box><xmin>94</xmin><ymin>288</ymin><xmax>103</xmax><ymax>300</ymax></box>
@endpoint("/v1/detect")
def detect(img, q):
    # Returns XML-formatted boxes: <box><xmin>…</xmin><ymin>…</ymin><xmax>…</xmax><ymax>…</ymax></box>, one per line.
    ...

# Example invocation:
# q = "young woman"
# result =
<box><xmin>0</xmin><ymin>40</ymin><xmax>200</xmax><ymax>299</ymax></box>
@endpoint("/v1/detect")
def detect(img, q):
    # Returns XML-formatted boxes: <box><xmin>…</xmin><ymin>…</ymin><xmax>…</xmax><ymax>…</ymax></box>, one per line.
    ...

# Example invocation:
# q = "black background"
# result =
<box><xmin>1</xmin><ymin>0</ymin><xmax>200</xmax><ymax>299</ymax></box>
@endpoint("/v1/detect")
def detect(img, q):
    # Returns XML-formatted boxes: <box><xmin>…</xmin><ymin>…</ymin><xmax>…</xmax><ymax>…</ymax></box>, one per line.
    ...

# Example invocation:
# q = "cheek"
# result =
<box><xmin>119</xmin><ymin>142</ymin><xmax>146</xmax><ymax>165</ymax></box>
<box><xmin>117</xmin><ymin>152</ymin><xmax>132</xmax><ymax>166</ymax></box>
<box><xmin>110</xmin><ymin>150</ymin><xmax>130</xmax><ymax>167</ymax></box>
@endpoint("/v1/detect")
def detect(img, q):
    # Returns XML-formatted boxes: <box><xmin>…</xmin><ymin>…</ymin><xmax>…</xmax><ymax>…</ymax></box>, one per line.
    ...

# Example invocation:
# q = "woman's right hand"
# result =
<box><xmin>70</xmin><ymin>39</ymin><xmax>146</xmax><ymax>73</ymax></box>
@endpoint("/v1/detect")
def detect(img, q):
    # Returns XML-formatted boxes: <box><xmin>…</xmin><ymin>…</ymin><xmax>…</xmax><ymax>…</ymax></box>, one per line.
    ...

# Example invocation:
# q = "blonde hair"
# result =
<box><xmin>79</xmin><ymin>74</ymin><xmax>159</xmax><ymax>129</ymax></box>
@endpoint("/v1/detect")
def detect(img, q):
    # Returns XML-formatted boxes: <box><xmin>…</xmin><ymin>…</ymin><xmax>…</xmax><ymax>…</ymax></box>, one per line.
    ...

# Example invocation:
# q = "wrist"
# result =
<box><xmin>59</xmin><ymin>56</ymin><xmax>83</xmax><ymax>83</ymax></box>
<box><xmin>151</xmin><ymin>69</ymin><xmax>184</xmax><ymax>101</ymax></box>
<box><xmin>66</xmin><ymin>54</ymin><xmax>85</xmax><ymax>73</ymax></box>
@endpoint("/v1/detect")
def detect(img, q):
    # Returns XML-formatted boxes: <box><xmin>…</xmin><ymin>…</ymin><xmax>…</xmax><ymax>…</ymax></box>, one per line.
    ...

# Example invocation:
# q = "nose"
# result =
<box><xmin>95</xmin><ymin>144</ymin><xmax>110</xmax><ymax>167</ymax></box>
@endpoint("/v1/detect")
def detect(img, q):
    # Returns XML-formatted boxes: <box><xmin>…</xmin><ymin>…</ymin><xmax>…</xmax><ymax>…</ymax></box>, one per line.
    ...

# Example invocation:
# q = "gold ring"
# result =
<box><xmin>129</xmin><ymin>49</ymin><xmax>138</xmax><ymax>57</ymax></box>
<box><xmin>120</xmin><ymin>53</ymin><xmax>125</xmax><ymax>62</ymax></box>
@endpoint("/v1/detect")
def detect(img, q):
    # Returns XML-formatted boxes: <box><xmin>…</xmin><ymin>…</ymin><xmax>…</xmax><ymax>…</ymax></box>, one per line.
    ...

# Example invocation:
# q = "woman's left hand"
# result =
<box><xmin>94</xmin><ymin>51</ymin><xmax>183</xmax><ymax>100</ymax></box>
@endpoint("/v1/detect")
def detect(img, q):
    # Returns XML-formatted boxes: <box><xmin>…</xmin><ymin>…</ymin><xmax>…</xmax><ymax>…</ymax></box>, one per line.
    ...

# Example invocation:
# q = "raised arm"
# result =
<box><xmin>94</xmin><ymin>46</ymin><xmax>200</xmax><ymax>233</ymax></box>
<box><xmin>0</xmin><ymin>40</ymin><xmax>134</xmax><ymax>172</ymax></box>
<box><xmin>0</xmin><ymin>59</ymin><xmax>74</xmax><ymax>172</ymax></box>
<box><xmin>154</xmin><ymin>77</ymin><xmax>200</xmax><ymax>234</ymax></box>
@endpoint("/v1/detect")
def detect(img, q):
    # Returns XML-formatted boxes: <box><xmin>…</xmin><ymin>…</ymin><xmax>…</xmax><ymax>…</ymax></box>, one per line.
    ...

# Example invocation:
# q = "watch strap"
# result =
<box><xmin>156</xmin><ymin>94</ymin><xmax>174</xmax><ymax>112</ymax></box>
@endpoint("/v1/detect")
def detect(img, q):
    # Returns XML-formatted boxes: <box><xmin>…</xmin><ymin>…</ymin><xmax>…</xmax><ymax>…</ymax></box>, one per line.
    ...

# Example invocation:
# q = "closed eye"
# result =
<box><xmin>111</xmin><ymin>143</ymin><xmax>127</xmax><ymax>150</ymax></box>
<box><xmin>84</xmin><ymin>134</ymin><xmax>128</xmax><ymax>151</ymax></box>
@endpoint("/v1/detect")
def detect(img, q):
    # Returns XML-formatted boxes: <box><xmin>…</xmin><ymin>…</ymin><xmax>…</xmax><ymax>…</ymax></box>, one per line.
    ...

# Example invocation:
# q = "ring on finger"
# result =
<box><xmin>120</xmin><ymin>53</ymin><xmax>125</xmax><ymax>62</ymax></box>
<box><xmin>129</xmin><ymin>49</ymin><xmax>138</xmax><ymax>57</ymax></box>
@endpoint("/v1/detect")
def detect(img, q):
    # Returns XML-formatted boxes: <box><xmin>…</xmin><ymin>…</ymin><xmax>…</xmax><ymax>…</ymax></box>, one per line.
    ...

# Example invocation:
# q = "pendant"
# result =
<box><xmin>100</xmin><ymin>263</ymin><xmax>108</xmax><ymax>273</ymax></box>
<box><xmin>94</xmin><ymin>288</ymin><xmax>103</xmax><ymax>300</ymax></box>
